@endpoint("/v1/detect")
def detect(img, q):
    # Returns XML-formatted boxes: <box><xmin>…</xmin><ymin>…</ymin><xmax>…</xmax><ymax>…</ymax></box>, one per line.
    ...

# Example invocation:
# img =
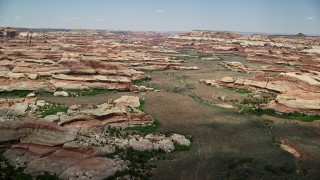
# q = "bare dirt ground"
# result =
<box><xmin>40</xmin><ymin>56</ymin><xmax>320</xmax><ymax>179</ymax></box>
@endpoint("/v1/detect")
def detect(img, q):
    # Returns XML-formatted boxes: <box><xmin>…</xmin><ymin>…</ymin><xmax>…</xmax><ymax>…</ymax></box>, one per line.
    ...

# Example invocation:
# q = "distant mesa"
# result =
<box><xmin>296</xmin><ymin>33</ymin><xmax>306</xmax><ymax>37</ymax></box>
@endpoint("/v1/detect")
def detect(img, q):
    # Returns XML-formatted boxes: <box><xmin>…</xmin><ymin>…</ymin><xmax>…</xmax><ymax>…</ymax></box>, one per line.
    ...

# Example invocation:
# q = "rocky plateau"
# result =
<box><xmin>0</xmin><ymin>28</ymin><xmax>319</xmax><ymax>179</ymax></box>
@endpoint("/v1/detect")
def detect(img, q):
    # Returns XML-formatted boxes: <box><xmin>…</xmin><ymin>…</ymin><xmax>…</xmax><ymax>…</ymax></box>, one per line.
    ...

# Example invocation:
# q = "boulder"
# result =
<box><xmin>114</xmin><ymin>96</ymin><xmax>140</xmax><ymax>108</ymax></box>
<box><xmin>53</xmin><ymin>91</ymin><xmax>69</xmax><ymax>97</ymax></box>
<box><xmin>170</xmin><ymin>134</ymin><xmax>191</xmax><ymax>146</ymax></box>
<box><xmin>221</xmin><ymin>77</ymin><xmax>235</xmax><ymax>83</ymax></box>
<box><xmin>154</xmin><ymin>139</ymin><xmax>175</xmax><ymax>152</ymax></box>
<box><xmin>44</xmin><ymin>115</ymin><xmax>60</xmax><ymax>123</ymax></box>
<box><xmin>129</xmin><ymin>138</ymin><xmax>153</xmax><ymax>151</ymax></box>
<box><xmin>36</xmin><ymin>100</ymin><xmax>46</xmax><ymax>107</ymax></box>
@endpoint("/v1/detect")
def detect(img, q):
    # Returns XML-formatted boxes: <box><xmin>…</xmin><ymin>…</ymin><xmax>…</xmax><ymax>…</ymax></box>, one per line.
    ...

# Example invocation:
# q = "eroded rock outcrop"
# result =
<box><xmin>220</xmin><ymin>61</ymin><xmax>255</xmax><ymax>73</ymax></box>
<box><xmin>0</xmin><ymin>119</ymin><xmax>76</xmax><ymax>146</ymax></box>
<box><xmin>204</xmin><ymin>71</ymin><xmax>320</xmax><ymax>114</ymax></box>
<box><xmin>0</xmin><ymin>29</ymin><xmax>199</xmax><ymax>94</ymax></box>
<box><xmin>0</xmin><ymin>95</ymin><xmax>191</xmax><ymax>179</ymax></box>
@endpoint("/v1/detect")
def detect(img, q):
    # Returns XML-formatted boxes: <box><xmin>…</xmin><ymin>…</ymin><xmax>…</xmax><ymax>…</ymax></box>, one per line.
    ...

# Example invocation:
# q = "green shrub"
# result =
<box><xmin>245</xmin><ymin>108</ymin><xmax>276</xmax><ymax>116</ymax></box>
<box><xmin>104</xmin><ymin>147</ymin><xmax>166</xmax><ymax>179</ymax></box>
<box><xmin>125</xmin><ymin>120</ymin><xmax>161</xmax><ymax>134</ymax></box>
<box><xmin>36</xmin><ymin>172</ymin><xmax>60</xmax><ymax>180</ymax></box>
<box><xmin>39</xmin><ymin>106</ymin><xmax>68</xmax><ymax>117</ymax></box>
<box><xmin>178</xmin><ymin>50</ymin><xmax>194</xmax><ymax>55</ymax></box>
<box><xmin>197</xmin><ymin>53</ymin><xmax>213</xmax><ymax>59</ymax></box>
<box><xmin>139</xmin><ymin>99</ymin><xmax>145</xmax><ymax>110</ymax></box>
<box><xmin>282</xmin><ymin>111</ymin><xmax>320</xmax><ymax>122</ymax></box>
<box><xmin>173</xmin><ymin>143</ymin><xmax>190</xmax><ymax>152</ymax></box>
<box><xmin>227</xmin><ymin>87</ymin><xmax>236</xmax><ymax>91</ymax></box>
<box><xmin>0</xmin><ymin>90</ymin><xmax>32</xmax><ymax>97</ymax></box>
<box><xmin>185</xmin><ymin>135</ymin><xmax>193</xmax><ymax>142</ymax></box>
<box><xmin>246</xmin><ymin>108</ymin><xmax>320</xmax><ymax>122</ymax></box>
<box><xmin>235</xmin><ymin>89</ymin><xmax>251</xmax><ymax>94</ymax></box>
<box><xmin>124</xmin><ymin>148</ymin><xmax>165</xmax><ymax>163</ymax></box>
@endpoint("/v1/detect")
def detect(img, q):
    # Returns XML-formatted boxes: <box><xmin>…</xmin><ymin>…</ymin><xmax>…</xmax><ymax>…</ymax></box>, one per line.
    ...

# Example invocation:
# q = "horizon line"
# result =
<box><xmin>1</xmin><ymin>26</ymin><xmax>319</xmax><ymax>36</ymax></box>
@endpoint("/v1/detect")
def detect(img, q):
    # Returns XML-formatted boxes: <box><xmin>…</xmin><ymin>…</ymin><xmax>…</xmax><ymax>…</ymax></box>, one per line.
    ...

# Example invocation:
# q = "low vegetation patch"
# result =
<box><xmin>0</xmin><ymin>90</ymin><xmax>32</xmax><ymax>97</ymax></box>
<box><xmin>245</xmin><ymin>108</ymin><xmax>276</xmax><ymax>116</ymax></box>
<box><xmin>227</xmin><ymin>87</ymin><xmax>237</xmax><ymax>91</ymax></box>
<box><xmin>36</xmin><ymin>102</ymin><xmax>68</xmax><ymax>117</ymax></box>
<box><xmin>105</xmin><ymin>147</ymin><xmax>167</xmax><ymax>179</ymax></box>
<box><xmin>36</xmin><ymin>172</ymin><xmax>60</xmax><ymax>180</ymax></box>
<box><xmin>282</xmin><ymin>111</ymin><xmax>320</xmax><ymax>122</ymax></box>
<box><xmin>226</xmin><ymin>87</ymin><xmax>251</xmax><ymax>94</ymax></box>
<box><xmin>121</xmin><ymin>148</ymin><xmax>166</xmax><ymax>163</ymax></box>
<box><xmin>173</xmin><ymin>143</ymin><xmax>190</xmax><ymax>152</ymax></box>
<box><xmin>170</xmin><ymin>50</ymin><xmax>213</xmax><ymax>61</ymax></box>
<box><xmin>235</xmin><ymin>89</ymin><xmax>252</xmax><ymax>94</ymax></box>
<box><xmin>245</xmin><ymin>107</ymin><xmax>320</xmax><ymax>122</ymax></box>
<box><xmin>185</xmin><ymin>134</ymin><xmax>193</xmax><ymax>142</ymax></box>
<box><xmin>139</xmin><ymin>99</ymin><xmax>145</xmax><ymax>111</ymax></box>
<box><xmin>197</xmin><ymin>53</ymin><xmax>214</xmax><ymax>59</ymax></box>
<box><xmin>125</xmin><ymin>120</ymin><xmax>161</xmax><ymax>134</ymax></box>
<box><xmin>39</xmin><ymin>106</ymin><xmax>68</xmax><ymax>117</ymax></box>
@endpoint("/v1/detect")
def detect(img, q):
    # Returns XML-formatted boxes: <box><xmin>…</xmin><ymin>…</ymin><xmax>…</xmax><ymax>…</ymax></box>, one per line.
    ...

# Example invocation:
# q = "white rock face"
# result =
<box><xmin>129</xmin><ymin>138</ymin><xmax>153</xmax><ymax>151</ymax></box>
<box><xmin>44</xmin><ymin>115</ymin><xmax>60</xmax><ymax>122</ymax></box>
<box><xmin>301</xmin><ymin>47</ymin><xmax>320</xmax><ymax>54</ymax></box>
<box><xmin>53</xmin><ymin>91</ymin><xmax>69</xmax><ymax>97</ymax></box>
<box><xmin>154</xmin><ymin>139</ymin><xmax>175</xmax><ymax>152</ymax></box>
<box><xmin>36</xmin><ymin>100</ymin><xmax>46</xmax><ymax>107</ymax></box>
<box><xmin>27</xmin><ymin>74</ymin><xmax>38</xmax><ymax>80</ymax></box>
<box><xmin>138</xmin><ymin>86</ymin><xmax>154</xmax><ymax>92</ymax></box>
<box><xmin>26</xmin><ymin>93</ymin><xmax>36</xmax><ymax>97</ymax></box>
<box><xmin>221</xmin><ymin>77</ymin><xmax>235</xmax><ymax>83</ymax></box>
<box><xmin>171</xmin><ymin>134</ymin><xmax>191</xmax><ymax>146</ymax></box>
<box><xmin>115</xmin><ymin>138</ymin><xmax>129</xmax><ymax>148</ymax></box>
<box><xmin>114</xmin><ymin>96</ymin><xmax>140</xmax><ymax>108</ymax></box>
<box><xmin>69</xmin><ymin>105</ymin><xmax>79</xmax><ymax>110</ymax></box>
<box><xmin>19</xmin><ymin>32</ymin><xmax>30</xmax><ymax>38</ymax></box>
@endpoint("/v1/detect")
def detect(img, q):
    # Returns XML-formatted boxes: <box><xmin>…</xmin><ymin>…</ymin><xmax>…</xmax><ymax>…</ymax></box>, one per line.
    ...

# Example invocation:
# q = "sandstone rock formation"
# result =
<box><xmin>0</xmin><ymin>94</ymin><xmax>190</xmax><ymax>179</ymax></box>
<box><xmin>203</xmin><ymin>71</ymin><xmax>320</xmax><ymax>114</ymax></box>
<box><xmin>2</xmin><ymin>27</ymin><xmax>319</xmax><ymax>179</ymax></box>
<box><xmin>0</xmin><ymin>29</ymin><xmax>199</xmax><ymax>94</ymax></box>
<box><xmin>220</xmin><ymin>61</ymin><xmax>255</xmax><ymax>73</ymax></box>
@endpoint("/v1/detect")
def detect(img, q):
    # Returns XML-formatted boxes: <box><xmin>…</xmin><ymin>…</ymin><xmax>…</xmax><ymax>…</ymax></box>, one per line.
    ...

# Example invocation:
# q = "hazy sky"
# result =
<box><xmin>0</xmin><ymin>0</ymin><xmax>319</xmax><ymax>34</ymax></box>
